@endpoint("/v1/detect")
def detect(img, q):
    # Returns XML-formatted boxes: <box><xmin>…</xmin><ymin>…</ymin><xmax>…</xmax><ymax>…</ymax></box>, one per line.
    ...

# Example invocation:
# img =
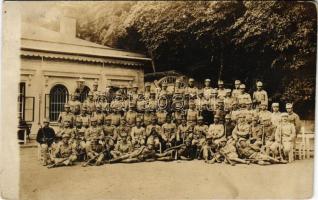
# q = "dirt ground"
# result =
<box><xmin>20</xmin><ymin>148</ymin><xmax>313</xmax><ymax>200</ymax></box>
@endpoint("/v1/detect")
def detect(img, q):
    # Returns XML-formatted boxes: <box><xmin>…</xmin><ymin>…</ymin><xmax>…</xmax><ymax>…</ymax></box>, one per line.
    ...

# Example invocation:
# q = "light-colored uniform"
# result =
<box><xmin>208</xmin><ymin>124</ymin><xmax>225</xmax><ymax>144</ymax></box>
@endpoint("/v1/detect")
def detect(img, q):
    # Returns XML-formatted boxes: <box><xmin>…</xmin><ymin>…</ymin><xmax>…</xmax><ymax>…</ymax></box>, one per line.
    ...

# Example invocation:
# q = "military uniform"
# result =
<box><xmin>50</xmin><ymin>134</ymin><xmax>77</xmax><ymax>167</ymax></box>
<box><xmin>125</xmin><ymin>109</ymin><xmax>138</xmax><ymax>127</ymax></box>
<box><xmin>161</xmin><ymin>122</ymin><xmax>177</xmax><ymax>148</ymax></box>
<box><xmin>252</xmin><ymin>81</ymin><xmax>268</xmax><ymax>107</ymax></box>
<box><xmin>208</xmin><ymin>122</ymin><xmax>225</xmax><ymax>145</ymax></box>
<box><xmin>156</xmin><ymin>110</ymin><xmax>168</xmax><ymax>126</ymax></box>
<box><xmin>110</xmin><ymin>112</ymin><xmax>121</xmax><ymax>126</ymax></box>
<box><xmin>232</xmin><ymin>119</ymin><xmax>251</xmax><ymax>140</ymax></box>
<box><xmin>193</xmin><ymin>121</ymin><xmax>208</xmax><ymax>147</ymax></box>
<box><xmin>131</xmin><ymin>125</ymin><xmax>146</xmax><ymax>148</ymax></box>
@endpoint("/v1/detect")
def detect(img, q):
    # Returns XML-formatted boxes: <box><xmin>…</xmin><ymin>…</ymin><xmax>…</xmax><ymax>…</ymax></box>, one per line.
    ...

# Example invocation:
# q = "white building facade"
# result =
<box><xmin>19</xmin><ymin>17</ymin><xmax>151</xmax><ymax>134</ymax></box>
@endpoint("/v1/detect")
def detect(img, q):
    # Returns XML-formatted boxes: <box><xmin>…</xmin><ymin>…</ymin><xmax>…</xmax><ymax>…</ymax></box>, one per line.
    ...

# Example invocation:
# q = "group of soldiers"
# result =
<box><xmin>36</xmin><ymin>78</ymin><xmax>301</xmax><ymax>168</ymax></box>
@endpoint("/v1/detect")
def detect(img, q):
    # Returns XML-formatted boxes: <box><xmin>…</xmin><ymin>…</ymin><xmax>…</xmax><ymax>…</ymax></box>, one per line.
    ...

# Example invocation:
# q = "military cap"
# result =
<box><xmin>43</xmin><ymin>118</ymin><xmax>50</xmax><ymax>123</ymax></box>
<box><xmin>132</xmin><ymin>84</ymin><xmax>138</xmax><ymax>88</ymax></box>
<box><xmin>198</xmin><ymin>90</ymin><xmax>204</xmax><ymax>94</ymax></box>
<box><xmin>225</xmin><ymin>114</ymin><xmax>231</xmax><ymax>119</ymax></box>
<box><xmin>162</xmin><ymin>82</ymin><xmax>168</xmax><ymax>87</ymax></box>
<box><xmin>64</xmin><ymin>118</ymin><xmax>71</xmax><ymax>122</ymax></box>
<box><xmin>64</xmin><ymin>103</ymin><xmax>70</xmax><ymax>108</ymax></box>
<box><xmin>151</xmin><ymin>116</ymin><xmax>157</xmax><ymax>120</ymax></box>
<box><xmin>214</xmin><ymin>114</ymin><xmax>220</xmax><ymax>118</ymax></box>
<box><xmin>189</xmin><ymin>100</ymin><xmax>195</xmax><ymax>105</ymax></box>
<box><xmin>238</xmin><ymin>114</ymin><xmax>246</xmax><ymax>118</ymax></box>
<box><xmin>286</xmin><ymin>103</ymin><xmax>293</xmax><ymax>109</ymax></box>
<box><xmin>121</xmin><ymin>132</ymin><xmax>128</xmax><ymax>137</ymax></box>
<box><xmin>76</xmin><ymin>118</ymin><xmax>83</xmax><ymax>122</ymax></box>
<box><xmin>129</xmin><ymin>102</ymin><xmax>136</xmax><ymax>107</ymax></box>
<box><xmin>90</xmin><ymin>117</ymin><xmax>97</xmax><ymax>122</ymax></box>
<box><xmin>136</xmin><ymin>118</ymin><xmax>142</xmax><ymax>122</ymax></box>
<box><xmin>62</xmin><ymin>134</ymin><xmax>70</xmax><ymax>138</ymax></box>
<box><xmin>281</xmin><ymin>112</ymin><xmax>288</xmax><ymax>117</ymax></box>
<box><xmin>188</xmin><ymin>78</ymin><xmax>195</xmax><ymax>82</ymax></box>
<box><xmin>198</xmin><ymin>116</ymin><xmax>204</xmax><ymax>121</ymax></box>
<box><xmin>252</xmin><ymin>115</ymin><xmax>259</xmax><ymax>121</ymax></box>
<box><xmin>218</xmin><ymin>80</ymin><xmax>224</xmax><ymax>85</ymax></box>
<box><xmin>205</xmin><ymin>79</ymin><xmax>211</xmax><ymax>82</ymax></box>
<box><xmin>150</xmin><ymin>90</ymin><xmax>156</xmax><ymax>94</ymax></box>
<box><xmin>138</xmin><ymin>90</ymin><xmax>144</xmax><ymax>95</ymax></box>
<box><xmin>211</xmin><ymin>89</ymin><xmax>217</xmax><ymax>94</ymax></box>
<box><xmin>145</xmin><ymin>82</ymin><xmax>151</xmax><ymax>87</ymax></box>
<box><xmin>175</xmin><ymin>79</ymin><xmax>181</xmax><ymax>83</ymax></box>
<box><xmin>226</xmin><ymin>89</ymin><xmax>231</xmax><ymax>93</ymax></box>
<box><xmin>231</xmin><ymin>101</ymin><xmax>238</xmax><ymax>105</ymax></box>
<box><xmin>96</xmin><ymin>104</ymin><xmax>102</xmax><ymax>109</ymax></box>
<box><xmin>93</xmin><ymin>81</ymin><xmax>98</xmax><ymax>86</ymax></box>
<box><xmin>256</xmin><ymin>81</ymin><xmax>263</xmax><ymax>87</ymax></box>
<box><xmin>120</xmin><ymin>116</ymin><xmax>126</xmax><ymax>121</ymax></box>
<box><xmin>239</xmin><ymin>84</ymin><xmax>246</xmax><ymax>89</ymax></box>
<box><xmin>147</xmin><ymin>139</ymin><xmax>155</xmax><ymax>145</ymax></box>
<box><xmin>88</xmin><ymin>91</ymin><xmax>93</xmax><ymax>96</ymax></box>
<box><xmin>217</xmin><ymin>99</ymin><xmax>224</xmax><ymax>103</ymax></box>
<box><xmin>219</xmin><ymin>138</ymin><xmax>227</xmax><ymax>143</ymax></box>
<box><xmin>119</xmin><ymin>85</ymin><xmax>124</xmax><ymax>89</ymax></box>
<box><xmin>246</xmin><ymin>99</ymin><xmax>253</xmax><ymax>104</ymax></box>
<box><xmin>234</xmin><ymin>80</ymin><xmax>241</xmax><ymax>85</ymax></box>
<box><xmin>272</xmin><ymin>102</ymin><xmax>279</xmax><ymax>107</ymax></box>
<box><xmin>82</xmin><ymin>105</ymin><xmax>88</xmax><ymax>110</ymax></box>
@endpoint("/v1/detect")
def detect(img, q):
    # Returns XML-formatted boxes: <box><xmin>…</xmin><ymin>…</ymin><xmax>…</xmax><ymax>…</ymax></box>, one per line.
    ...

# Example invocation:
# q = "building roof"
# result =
<box><xmin>21</xmin><ymin>20</ymin><xmax>151</xmax><ymax>64</ymax></box>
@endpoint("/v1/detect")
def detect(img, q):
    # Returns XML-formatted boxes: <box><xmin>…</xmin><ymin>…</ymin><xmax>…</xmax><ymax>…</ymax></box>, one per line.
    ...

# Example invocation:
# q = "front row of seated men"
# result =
<box><xmin>36</xmin><ymin>111</ymin><xmax>296</xmax><ymax>168</ymax></box>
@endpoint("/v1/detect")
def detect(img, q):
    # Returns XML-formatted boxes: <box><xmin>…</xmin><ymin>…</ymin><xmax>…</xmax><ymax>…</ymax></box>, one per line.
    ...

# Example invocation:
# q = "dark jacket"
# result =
<box><xmin>36</xmin><ymin>126</ymin><xmax>56</xmax><ymax>146</ymax></box>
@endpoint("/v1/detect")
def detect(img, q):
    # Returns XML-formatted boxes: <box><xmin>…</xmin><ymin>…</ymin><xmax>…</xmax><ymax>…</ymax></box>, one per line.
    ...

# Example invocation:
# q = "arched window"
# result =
<box><xmin>79</xmin><ymin>86</ymin><xmax>90</xmax><ymax>103</ymax></box>
<box><xmin>49</xmin><ymin>84</ymin><xmax>69</xmax><ymax>121</ymax></box>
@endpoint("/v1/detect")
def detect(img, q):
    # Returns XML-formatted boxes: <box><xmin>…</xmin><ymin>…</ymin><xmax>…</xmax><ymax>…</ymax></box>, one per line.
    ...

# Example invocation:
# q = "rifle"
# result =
<box><xmin>110</xmin><ymin>146</ymin><xmax>146</xmax><ymax>163</ymax></box>
<box><xmin>47</xmin><ymin>157</ymin><xmax>69</xmax><ymax>169</ymax></box>
<box><xmin>219</xmin><ymin>150</ymin><xmax>234</xmax><ymax>166</ymax></box>
<box><xmin>164</xmin><ymin>144</ymin><xmax>186</xmax><ymax>152</ymax></box>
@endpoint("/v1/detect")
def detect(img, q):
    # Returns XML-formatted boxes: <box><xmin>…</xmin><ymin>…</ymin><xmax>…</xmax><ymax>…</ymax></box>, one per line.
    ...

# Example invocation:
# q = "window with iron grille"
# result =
<box><xmin>79</xmin><ymin>85</ymin><xmax>90</xmax><ymax>103</ymax></box>
<box><xmin>18</xmin><ymin>82</ymin><xmax>26</xmax><ymax>119</ymax></box>
<box><xmin>17</xmin><ymin>82</ymin><xmax>35</xmax><ymax>122</ymax></box>
<box><xmin>48</xmin><ymin>84</ymin><xmax>69</xmax><ymax>121</ymax></box>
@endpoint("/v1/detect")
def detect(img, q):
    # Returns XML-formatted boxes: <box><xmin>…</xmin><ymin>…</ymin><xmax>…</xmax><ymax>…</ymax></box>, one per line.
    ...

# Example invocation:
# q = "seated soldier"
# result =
<box><xmin>131</xmin><ymin>118</ymin><xmax>146</xmax><ymax>148</ymax></box>
<box><xmin>82</xmin><ymin>136</ymin><xmax>106</xmax><ymax>167</ymax></box>
<box><xmin>110</xmin><ymin>132</ymin><xmax>133</xmax><ymax>159</ymax></box>
<box><xmin>208</xmin><ymin>115</ymin><xmax>225</xmax><ymax>146</ymax></box>
<box><xmin>236</xmin><ymin>138</ymin><xmax>287</xmax><ymax>165</ymax></box>
<box><xmin>232</xmin><ymin>114</ymin><xmax>251</xmax><ymax>140</ymax></box>
<box><xmin>48</xmin><ymin>134</ymin><xmax>77</xmax><ymax>168</ymax></box>
<box><xmin>72</xmin><ymin>118</ymin><xmax>86</xmax><ymax>161</ymax></box>
<box><xmin>192</xmin><ymin>117</ymin><xmax>208</xmax><ymax>159</ymax></box>
<box><xmin>145</xmin><ymin>116</ymin><xmax>162</xmax><ymax>152</ymax></box>
<box><xmin>202</xmin><ymin>135</ymin><xmax>217</xmax><ymax>162</ymax></box>
<box><xmin>176</xmin><ymin>118</ymin><xmax>191</xmax><ymax>145</ymax></box>
<box><xmin>161</xmin><ymin>115</ymin><xmax>177</xmax><ymax>150</ymax></box>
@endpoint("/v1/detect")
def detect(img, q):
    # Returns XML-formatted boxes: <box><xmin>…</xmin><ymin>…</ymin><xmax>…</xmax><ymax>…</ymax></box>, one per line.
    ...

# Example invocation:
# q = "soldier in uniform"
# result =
<box><xmin>192</xmin><ymin>116</ymin><xmax>208</xmax><ymax>158</ymax></box>
<box><xmin>57</xmin><ymin>103</ymin><xmax>74</xmax><ymax>127</ymax></box>
<box><xmin>116</xmin><ymin>117</ymin><xmax>131</xmax><ymax>141</ymax></box>
<box><xmin>176</xmin><ymin>118</ymin><xmax>191</xmax><ymax>145</ymax></box>
<box><xmin>48</xmin><ymin>134</ymin><xmax>78</xmax><ymax>168</ymax></box>
<box><xmin>110</xmin><ymin>108</ymin><xmax>121</xmax><ymax>127</ymax></box>
<box><xmin>202</xmin><ymin>135</ymin><xmax>217</xmax><ymax>162</ymax></box>
<box><xmin>236</xmin><ymin>138</ymin><xmax>286</xmax><ymax>165</ymax></box>
<box><xmin>110</xmin><ymin>132</ymin><xmax>133</xmax><ymax>159</ymax></box>
<box><xmin>186</xmin><ymin>101</ymin><xmax>199</xmax><ymax>126</ymax></box>
<box><xmin>231</xmin><ymin>80</ymin><xmax>241</xmax><ymax>99</ymax></box>
<box><xmin>232</xmin><ymin>114</ymin><xmax>251</xmax><ymax>140</ymax></box>
<box><xmin>203</xmin><ymin>79</ymin><xmax>213</xmax><ymax>99</ymax></box>
<box><xmin>174</xmin><ymin>79</ymin><xmax>185</xmax><ymax>95</ymax></box>
<box><xmin>144</xmin><ymin>82</ymin><xmax>152</xmax><ymax>100</ymax></box>
<box><xmin>237</xmin><ymin>84</ymin><xmax>252</xmax><ymax>105</ymax></box>
<box><xmin>84</xmin><ymin>91</ymin><xmax>96</xmax><ymax>114</ymax></box>
<box><xmin>136</xmin><ymin>91</ymin><xmax>146</xmax><ymax>113</ymax></box>
<box><xmin>145</xmin><ymin>116</ymin><xmax>162</xmax><ymax>152</ymax></box>
<box><xmin>110</xmin><ymin>92</ymin><xmax>126</xmax><ymax>113</ymax></box>
<box><xmin>131</xmin><ymin>118</ymin><xmax>146</xmax><ymax>148</ymax></box>
<box><xmin>258</xmin><ymin>101</ymin><xmax>272</xmax><ymax>124</ymax></box>
<box><xmin>129</xmin><ymin>84</ymin><xmax>139</xmax><ymax>101</ymax></box>
<box><xmin>93</xmin><ymin>104</ymin><xmax>105</xmax><ymax>126</ymax></box>
<box><xmin>252</xmin><ymin>81</ymin><xmax>268</xmax><ymax>108</ymax></box>
<box><xmin>224</xmin><ymin>114</ymin><xmax>235</xmax><ymax>138</ymax></box>
<box><xmin>273</xmin><ymin>113</ymin><xmax>296</xmax><ymax>162</ymax></box>
<box><xmin>158</xmin><ymin>82</ymin><xmax>170</xmax><ymax>97</ymax></box>
<box><xmin>84</xmin><ymin>135</ymin><xmax>106</xmax><ymax>166</ymax></box>
<box><xmin>217</xmin><ymin>80</ymin><xmax>228</xmax><ymax>99</ymax></box>
<box><xmin>208</xmin><ymin>115</ymin><xmax>225</xmax><ymax>146</ymax></box>
<box><xmin>72</xmin><ymin>118</ymin><xmax>86</xmax><ymax>161</ymax></box>
<box><xmin>223</xmin><ymin>89</ymin><xmax>234</xmax><ymax>113</ymax></box>
<box><xmin>143</xmin><ymin>109</ymin><xmax>153</xmax><ymax>127</ymax></box>
<box><xmin>271</xmin><ymin>102</ymin><xmax>281</xmax><ymax>128</ymax></box>
<box><xmin>195</xmin><ymin>90</ymin><xmax>205</xmax><ymax>115</ymax></box>
<box><xmin>68</xmin><ymin>94</ymin><xmax>81</xmax><ymax>115</ymax></box>
<box><xmin>185</xmin><ymin>78</ymin><xmax>198</xmax><ymax>98</ymax></box>
<box><xmin>161</xmin><ymin>115</ymin><xmax>177</xmax><ymax>149</ymax></box>
<box><xmin>85</xmin><ymin>117</ymin><xmax>104</xmax><ymax>145</ymax></box>
<box><xmin>172</xmin><ymin>109</ymin><xmax>185</xmax><ymax>127</ymax></box>
<box><xmin>156</xmin><ymin>107</ymin><xmax>168</xmax><ymax>126</ymax></box>
<box><xmin>125</xmin><ymin>103</ymin><xmax>138</xmax><ymax>128</ymax></box>
<box><xmin>286</xmin><ymin>103</ymin><xmax>301</xmax><ymax>137</ymax></box>
<box><xmin>78</xmin><ymin>106</ymin><xmax>90</xmax><ymax>126</ymax></box>
<box><xmin>147</xmin><ymin>91</ymin><xmax>158</xmax><ymax>112</ymax></box>
<box><xmin>103</xmin><ymin>116</ymin><xmax>118</xmax><ymax>153</ymax></box>
<box><xmin>214</xmin><ymin>99</ymin><xmax>226</xmax><ymax>123</ymax></box>
<box><xmin>250</xmin><ymin>116</ymin><xmax>262</xmax><ymax>146</ymax></box>
<box><xmin>36</xmin><ymin>118</ymin><xmax>56</xmax><ymax>166</ymax></box>
<box><xmin>92</xmin><ymin>81</ymin><xmax>100</xmax><ymax>102</ymax></box>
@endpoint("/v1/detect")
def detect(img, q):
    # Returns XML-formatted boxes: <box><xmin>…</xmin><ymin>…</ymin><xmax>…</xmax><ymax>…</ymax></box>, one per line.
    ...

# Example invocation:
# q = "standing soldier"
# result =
<box><xmin>261</xmin><ymin>117</ymin><xmax>276</xmax><ymax>155</ymax></box>
<box><xmin>252</xmin><ymin>81</ymin><xmax>268</xmax><ymax>108</ymax></box>
<box><xmin>195</xmin><ymin>90</ymin><xmax>205</xmax><ymax>115</ymax></box>
<box><xmin>273</xmin><ymin>113</ymin><xmax>296</xmax><ymax>162</ymax></box>
<box><xmin>57</xmin><ymin>103</ymin><xmax>74</xmax><ymax>127</ymax></box>
<box><xmin>186</xmin><ymin>101</ymin><xmax>199</xmax><ymax>126</ymax></box>
<box><xmin>231</xmin><ymin>80</ymin><xmax>241</xmax><ymax>100</ymax></box>
<box><xmin>158</xmin><ymin>83</ymin><xmax>170</xmax><ymax>97</ymax></box>
<box><xmin>85</xmin><ymin>117</ymin><xmax>104</xmax><ymax>145</ymax></box>
<box><xmin>185</xmin><ymin>78</ymin><xmax>198</xmax><ymax>99</ymax></box>
<box><xmin>174</xmin><ymin>79</ymin><xmax>185</xmax><ymax>95</ymax></box>
<box><xmin>144</xmin><ymin>82</ymin><xmax>152</xmax><ymax>100</ymax></box>
<box><xmin>68</xmin><ymin>94</ymin><xmax>81</xmax><ymax>115</ymax></box>
<box><xmin>286</xmin><ymin>103</ymin><xmax>301</xmax><ymax>137</ymax></box>
<box><xmin>237</xmin><ymin>84</ymin><xmax>252</xmax><ymax>105</ymax></box>
<box><xmin>72</xmin><ymin>118</ymin><xmax>86</xmax><ymax>161</ymax></box>
<box><xmin>192</xmin><ymin>116</ymin><xmax>208</xmax><ymax>158</ymax></box>
<box><xmin>203</xmin><ymin>79</ymin><xmax>213</xmax><ymax>100</ymax></box>
<box><xmin>207</xmin><ymin>115</ymin><xmax>225</xmax><ymax>145</ymax></box>
<box><xmin>56</xmin><ymin>119</ymin><xmax>75</xmax><ymax>144</ymax></box>
<box><xmin>161</xmin><ymin>115</ymin><xmax>177</xmax><ymax>149</ymax></box>
<box><xmin>214</xmin><ymin>99</ymin><xmax>226</xmax><ymax>123</ymax></box>
<box><xmin>217</xmin><ymin>80</ymin><xmax>228</xmax><ymax>100</ymax></box>
<box><xmin>131</xmin><ymin>118</ymin><xmax>146</xmax><ymax>148</ymax></box>
<box><xmin>116</xmin><ymin>117</ymin><xmax>131</xmax><ymax>141</ymax></box>
<box><xmin>136</xmin><ymin>91</ymin><xmax>146</xmax><ymax>113</ymax></box>
<box><xmin>271</xmin><ymin>102</ymin><xmax>281</xmax><ymax>128</ymax></box>
<box><xmin>250</xmin><ymin>116</ymin><xmax>262</xmax><ymax>146</ymax></box>
<box><xmin>92</xmin><ymin>81</ymin><xmax>100</xmax><ymax>102</ymax></box>
<box><xmin>84</xmin><ymin>91</ymin><xmax>96</xmax><ymax>114</ymax></box>
<box><xmin>143</xmin><ymin>109</ymin><xmax>153</xmax><ymax>127</ymax></box>
<box><xmin>83</xmin><ymin>136</ymin><xmax>105</xmax><ymax>167</ymax></box>
<box><xmin>77</xmin><ymin>106</ymin><xmax>90</xmax><ymax>126</ymax></box>
<box><xmin>224</xmin><ymin>90</ymin><xmax>234</xmax><ymax>113</ymax></box>
<box><xmin>110</xmin><ymin>132</ymin><xmax>133</xmax><ymax>159</ymax></box>
<box><xmin>36</xmin><ymin>118</ymin><xmax>56</xmax><ymax>166</ymax></box>
<box><xmin>147</xmin><ymin>91</ymin><xmax>158</xmax><ymax>112</ymax></box>
<box><xmin>110</xmin><ymin>108</ymin><xmax>121</xmax><ymax>127</ymax></box>
<box><xmin>48</xmin><ymin>134</ymin><xmax>77</xmax><ymax>168</ymax></box>
<box><xmin>172</xmin><ymin>109</ymin><xmax>184</xmax><ymax>127</ymax></box>
<box><xmin>129</xmin><ymin>84</ymin><xmax>139</xmax><ymax>101</ymax></box>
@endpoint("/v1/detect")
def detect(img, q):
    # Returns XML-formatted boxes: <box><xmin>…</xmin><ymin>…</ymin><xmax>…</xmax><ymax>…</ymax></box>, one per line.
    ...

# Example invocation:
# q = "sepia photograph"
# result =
<box><xmin>0</xmin><ymin>1</ymin><xmax>316</xmax><ymax>199</ymax></box>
